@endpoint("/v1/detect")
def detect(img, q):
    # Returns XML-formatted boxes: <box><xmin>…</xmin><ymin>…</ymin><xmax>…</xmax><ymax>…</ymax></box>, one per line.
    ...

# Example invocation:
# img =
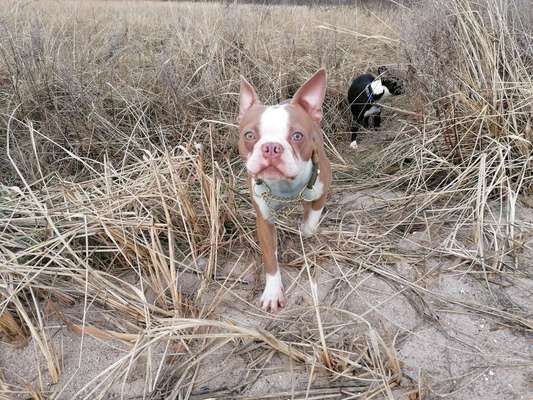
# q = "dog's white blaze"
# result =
<box><xmin>301</xmin><ymin>207</ymin><xmax>323</xmax><ymax>237</ymax></box>
<box><xmin>259</xmin><ymin>106</ymin><xmax>290</xmax><ymax>144</ymax></box>
<box><xmin>349</xmin><ymin>140</ymin><xmax>358</xmax><ymax>149</ymax></box>
<box><xmin>246</xmin><ymin>105</ymin><xmax>301</xmax><ymax>178</ymax></box>
<box><xmin>260</xmin><ymin>268</ymin><xmax>284</xmax><ymax>306</ymax></box>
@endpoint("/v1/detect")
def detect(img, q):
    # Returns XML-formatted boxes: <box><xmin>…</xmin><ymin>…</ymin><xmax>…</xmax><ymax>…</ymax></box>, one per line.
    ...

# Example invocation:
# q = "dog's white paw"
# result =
<box><xmin>300</xmin><ymin>222</ymin><xmax>317</xmax><ymax>238</ymax></box>
<box><xmin>194</xmin><ymin>142</ymin><xmax>204</xmax><ymax>152</ymax></box>
<box><xmin>300</xmin><ymin>208</ymin><xmax>323</xmax><ymax>238</ymax></box>
<box><xmin>349</xmin><ymin>140</ymin><xmax>358</xmax><ymax>149</ymax></box>
<box><xmin>260</xmin><ymin>271</ymin><xmax>286</xmax><ymax>313</ymax></box>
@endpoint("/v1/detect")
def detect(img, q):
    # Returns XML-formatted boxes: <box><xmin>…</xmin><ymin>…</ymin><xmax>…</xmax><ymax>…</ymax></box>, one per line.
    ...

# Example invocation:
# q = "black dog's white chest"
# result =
<box><xmin>347</xmin><ymin>71</ymin><xmax>403</xmax><ymax>148</ymax></box>
<box><xmin>347</xmin><ymin>74</ymin><xmax>390</xmax><ymax>119</ymax></box>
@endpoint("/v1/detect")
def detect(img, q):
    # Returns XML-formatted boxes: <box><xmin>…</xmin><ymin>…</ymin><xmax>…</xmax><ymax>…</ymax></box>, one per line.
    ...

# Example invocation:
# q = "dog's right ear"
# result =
<box><xmin>239</xmin><ymin>76</ymin><xmax>259</xmax><ymax>122</ymax></box>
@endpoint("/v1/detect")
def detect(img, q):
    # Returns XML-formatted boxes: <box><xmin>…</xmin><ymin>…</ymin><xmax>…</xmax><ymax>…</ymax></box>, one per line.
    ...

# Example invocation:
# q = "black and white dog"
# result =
<box><xmin>347</xmin><ymin>67</ymin><xmax>404</xmax><ymax>148</ymax></box>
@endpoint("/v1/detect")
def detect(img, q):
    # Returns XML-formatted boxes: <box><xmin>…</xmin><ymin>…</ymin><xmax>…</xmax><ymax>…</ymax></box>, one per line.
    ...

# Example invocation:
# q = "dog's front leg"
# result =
<box><xmin>254</xmin><ymin>203</ymin><xmax>286</xmax><ymax>312</ymax></box>
<box><xmin>301</xmin><ymin>194</ymin><xmax>327</xmax><ymax>238</ymax></box>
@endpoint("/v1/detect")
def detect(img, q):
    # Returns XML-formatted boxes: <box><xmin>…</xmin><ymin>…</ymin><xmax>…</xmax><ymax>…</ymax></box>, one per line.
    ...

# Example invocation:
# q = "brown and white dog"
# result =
<box><xmin>237</xmin><ymin>69</ymin><xmax>332</xmax><ymax>313</ymax></box>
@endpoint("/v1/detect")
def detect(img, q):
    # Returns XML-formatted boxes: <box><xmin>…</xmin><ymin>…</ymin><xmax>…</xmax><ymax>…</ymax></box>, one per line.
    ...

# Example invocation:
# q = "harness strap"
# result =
<box><xmin>365</xmin><ymin>84</ymin><xmax>374</xmax><ymax>103</ymax></box>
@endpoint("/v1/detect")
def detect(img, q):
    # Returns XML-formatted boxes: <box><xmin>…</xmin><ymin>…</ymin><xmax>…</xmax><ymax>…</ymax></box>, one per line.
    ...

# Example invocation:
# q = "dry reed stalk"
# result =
<box><xmin>0</xmin><ymin>0</ymin><xmax>531</xmax><ymax>398</ymax></box>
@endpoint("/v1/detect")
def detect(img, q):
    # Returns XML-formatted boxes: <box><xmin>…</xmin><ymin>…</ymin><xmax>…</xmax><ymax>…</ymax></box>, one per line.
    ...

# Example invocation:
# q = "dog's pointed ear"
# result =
<box><xmin>239</xmin><ymin>76</ymin><xmax>259</xmax><ymax>122</ymax></box>
<box><xmin>291</xmin><ymin>68</ymin><xmax>327</xmax><ymax>123</ymax></box>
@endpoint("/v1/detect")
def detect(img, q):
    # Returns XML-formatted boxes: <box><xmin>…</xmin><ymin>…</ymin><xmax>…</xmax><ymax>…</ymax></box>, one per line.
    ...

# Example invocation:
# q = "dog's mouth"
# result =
<box><xmin>254</xmin><ymin>165</ymin><xmax>294</xmax><ymax>180</ymax></box>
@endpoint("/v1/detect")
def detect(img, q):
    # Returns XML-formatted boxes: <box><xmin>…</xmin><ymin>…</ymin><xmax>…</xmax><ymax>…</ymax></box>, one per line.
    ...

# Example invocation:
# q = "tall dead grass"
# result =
<box><xmin>375</xmin><ymin>0</ymin><xmax>533</xmax><ymax>272</ymax></box>
<box><xmin>0</xmin><ymin>1</ymin><xmax>406</xmax><ymax>398</ymax></box>
<box><xmin>0</xmin><ymin>0</ymin><xmax>531</xmax><ymax>398</ymax></box>
<box><xmin>0</xmin><ymin>0</ymin><xmax>399</xmax><ymax>184</ymax></box>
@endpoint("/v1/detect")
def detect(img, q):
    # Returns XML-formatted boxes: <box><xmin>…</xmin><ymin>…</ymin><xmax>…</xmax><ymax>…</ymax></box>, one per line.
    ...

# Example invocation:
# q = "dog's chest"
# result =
<box><xmin>370</xmin><ymin>80</ymin><xmax>391</xmax><ymax>104</ymax></box>
<box><xmin>252</xmin><ymin>161</ymin><xmax>323</xmax><ymax>221</ymax></box>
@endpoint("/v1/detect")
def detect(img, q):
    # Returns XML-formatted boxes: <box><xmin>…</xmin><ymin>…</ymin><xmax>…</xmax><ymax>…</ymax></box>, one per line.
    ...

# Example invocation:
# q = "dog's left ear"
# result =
<box><xmin>292</xmin><ymin>68</ymin><xmax>327</xmax><ymax>123</ymax></box>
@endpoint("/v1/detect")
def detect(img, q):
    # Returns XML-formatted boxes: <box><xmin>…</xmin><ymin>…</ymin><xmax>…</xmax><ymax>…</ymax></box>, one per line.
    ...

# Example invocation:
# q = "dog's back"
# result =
<box><xmin>347</xmin><ymin>73</ymin><xmax>375</xmax><ymax>121</ymax></box>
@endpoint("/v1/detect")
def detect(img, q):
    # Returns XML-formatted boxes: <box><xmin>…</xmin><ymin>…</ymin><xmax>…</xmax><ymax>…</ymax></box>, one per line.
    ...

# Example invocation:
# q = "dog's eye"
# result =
<box><xmin>244</xmin><ymin>131</ymin><xmax>256</xmax><ymax>141</ymax></box>
<box><xmin>291</xmin><ymin>131</ymin><xmax>304</xmax><ymax>141</ymax></box>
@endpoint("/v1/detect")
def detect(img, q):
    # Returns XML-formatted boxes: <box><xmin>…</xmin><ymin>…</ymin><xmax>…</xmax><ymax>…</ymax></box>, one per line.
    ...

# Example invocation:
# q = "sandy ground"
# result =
<box><xmin>1</xmin><ymin>116</ymin><xmax>532</xmax><ymax>400</ymax></box>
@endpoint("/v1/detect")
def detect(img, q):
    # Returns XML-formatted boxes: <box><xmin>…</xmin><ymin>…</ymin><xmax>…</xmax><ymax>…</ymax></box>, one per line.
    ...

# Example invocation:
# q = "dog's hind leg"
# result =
<box><xmin>350</xmin><ymin>125</ymin><xmax>359</xmax><ymax>149</ymax></box>
<box><xmin>374</xmin><ymin>112</ymin><xmax>381</xmax><ymax>128</ymax></box>
<box><xmin>362</xmin><ymin>115</ymin><xmax>371</xmax><ymax>128</ymax></box>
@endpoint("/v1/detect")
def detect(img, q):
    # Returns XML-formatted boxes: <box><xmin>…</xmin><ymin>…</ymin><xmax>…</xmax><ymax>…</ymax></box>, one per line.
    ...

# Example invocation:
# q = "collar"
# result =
<box><xmin>306</xmin><ymin>150</ymin><xmax>320</xmax><ymax>189</ymax></box>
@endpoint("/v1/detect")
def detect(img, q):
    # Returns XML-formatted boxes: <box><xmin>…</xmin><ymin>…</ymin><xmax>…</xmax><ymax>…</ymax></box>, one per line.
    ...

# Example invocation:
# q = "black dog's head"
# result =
<box><xmin>382</xmin><ymin>78</ymin><xmax>405</xmax><ymax>95</ymax></box>
<box><xmin>377</xmin><ymin>65</ymin><xmax>405</xmax><ymax>96</ymax></box>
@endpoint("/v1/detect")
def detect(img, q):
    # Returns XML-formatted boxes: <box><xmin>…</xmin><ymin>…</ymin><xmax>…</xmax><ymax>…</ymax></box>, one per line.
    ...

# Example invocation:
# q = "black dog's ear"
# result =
<box><xmin>394</xmin><ymin>82</ymin><xmax>406</xmax><ymax>95</ymax></box>
<box><xmin>377</xmin><ymin>65</ymin><xmax>388</xmax><ymax>76</ymax></box>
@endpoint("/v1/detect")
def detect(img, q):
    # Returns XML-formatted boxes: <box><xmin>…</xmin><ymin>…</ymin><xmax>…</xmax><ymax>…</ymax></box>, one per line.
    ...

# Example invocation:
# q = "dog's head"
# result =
<box><xmin>237</xmin><ymin>69</ymin><xmax>327</xmax><ymax>181</ymax></box>
<box><xmin>382</xmin><ymin>78</ymin><xmax>405</xmax><ymax>96</ymax></box>
<box><xmin>377</xmin><ymin>65</ymin><xmax>405</xmax><ymax>96</ymax></box>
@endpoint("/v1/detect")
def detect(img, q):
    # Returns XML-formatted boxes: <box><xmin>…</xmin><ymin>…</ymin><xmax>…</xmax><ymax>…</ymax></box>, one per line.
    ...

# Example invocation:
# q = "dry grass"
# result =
<box><xmin>0</xmin><ymin>0</ymin><xmax>399</xmax><ymax>184</ymax></box>
<box><xmin>376</xmin><ymin>0</ymin><xmax>533</xmax><ymax>273</ymax></box>
<box><xmin>0</xmin><ymin>0</ymin><xmax>532</xmax><ymax>399</ymax></box>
